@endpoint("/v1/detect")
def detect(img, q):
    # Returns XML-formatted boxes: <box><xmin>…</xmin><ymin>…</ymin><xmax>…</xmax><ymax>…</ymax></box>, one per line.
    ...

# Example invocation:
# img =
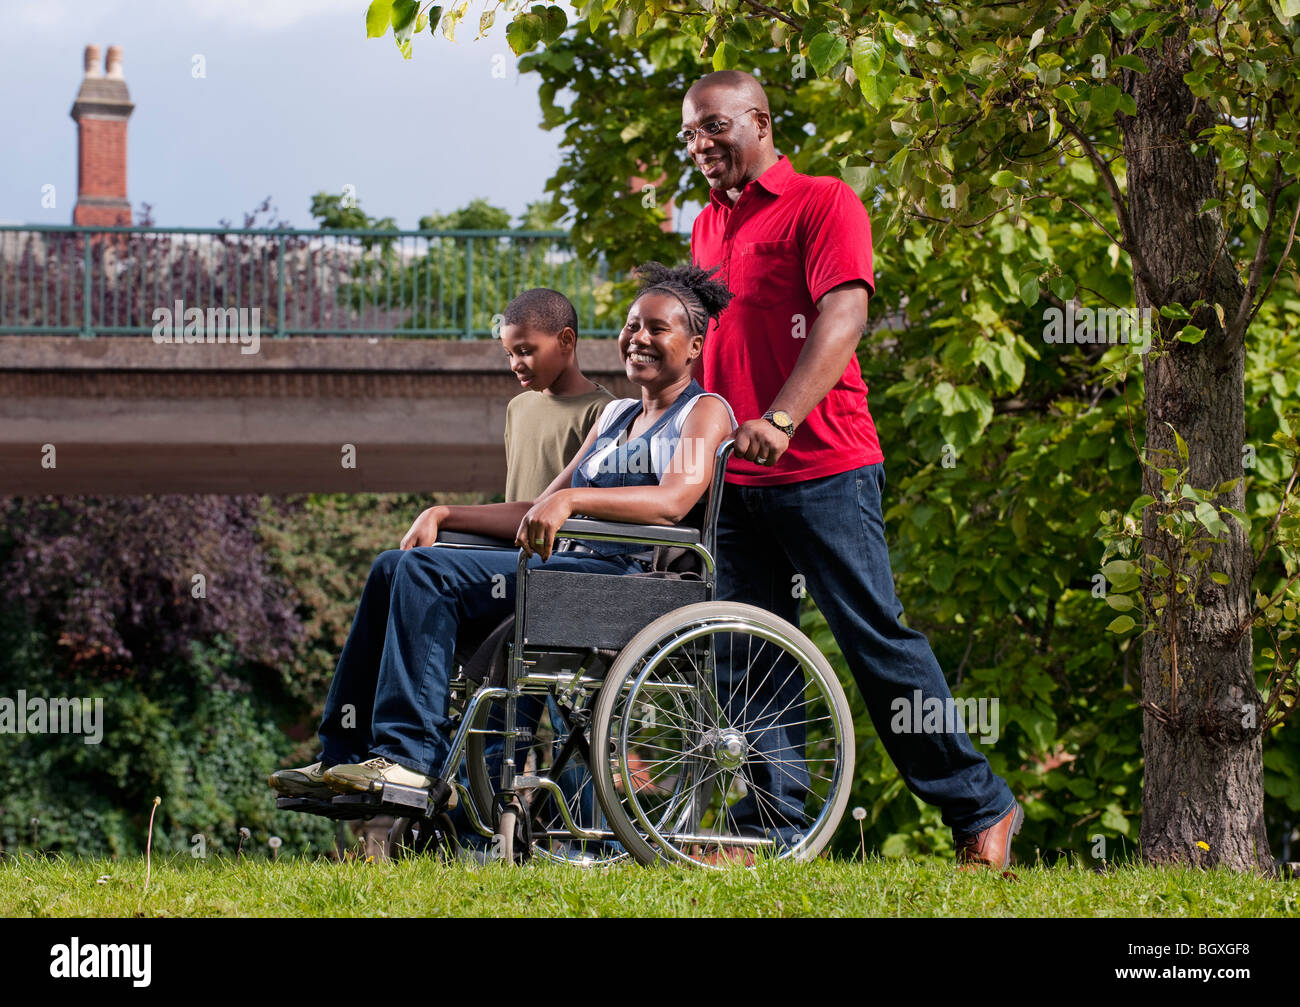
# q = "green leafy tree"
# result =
<box><xmin>310</xmin><ymin>191</ymin><xmax>399</xmax><ymax>232</ymax></box>
<box><xmin>308</xmin><ymin>190</ymin><xmax>610</xmax><ymax>334</ymax></box>
<box><xmin>369</xmin><ymin>0</ymin><xmax>1300</xmax><ymax>872</ymax></box>
<box><xmin>420</xmin><ymin>197</ymin><xmax>513</xmax><ymax>231</ymax></box>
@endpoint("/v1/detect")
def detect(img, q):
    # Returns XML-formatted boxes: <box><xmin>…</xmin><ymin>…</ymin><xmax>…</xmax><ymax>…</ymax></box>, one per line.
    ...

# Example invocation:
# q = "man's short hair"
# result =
<box><xmin>502</xmin><ymin>288</ymin><xmax>579</xmax><ymax>337</ymax></box>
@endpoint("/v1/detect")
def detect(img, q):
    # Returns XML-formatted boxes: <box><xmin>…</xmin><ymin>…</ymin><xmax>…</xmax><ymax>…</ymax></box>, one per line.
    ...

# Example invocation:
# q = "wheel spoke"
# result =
<box><xmin>727</xmin><ymin>658</ymin><xmax>806</xmax><ymax>736</ymax></box>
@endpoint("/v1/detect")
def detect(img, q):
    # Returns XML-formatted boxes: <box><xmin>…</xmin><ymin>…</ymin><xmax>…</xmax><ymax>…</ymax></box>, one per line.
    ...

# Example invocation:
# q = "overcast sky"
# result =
<box><xmin>0</xmin><ymin>0</ymin><xmax>588</xmax><ymax>229</ymax></box>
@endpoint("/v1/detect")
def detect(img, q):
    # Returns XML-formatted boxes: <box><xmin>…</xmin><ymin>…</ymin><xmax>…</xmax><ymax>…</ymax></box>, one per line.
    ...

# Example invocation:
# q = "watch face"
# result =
<box><xmin>773</xmin><ymin>411</ymin><xmax>793</xmax><ymax>427</ymax></box>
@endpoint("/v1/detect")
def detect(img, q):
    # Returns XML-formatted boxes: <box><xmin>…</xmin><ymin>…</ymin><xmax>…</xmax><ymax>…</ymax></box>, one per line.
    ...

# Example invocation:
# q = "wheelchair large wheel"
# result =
<box><xmin>466</xmin><ymin>690</ymin><xmax>632</xmax><ymax>866</ymax></box>
<box><xmin>589</xmin><ymin>602</ymin><xmax>854</xmax><ymax>867</ymax></box>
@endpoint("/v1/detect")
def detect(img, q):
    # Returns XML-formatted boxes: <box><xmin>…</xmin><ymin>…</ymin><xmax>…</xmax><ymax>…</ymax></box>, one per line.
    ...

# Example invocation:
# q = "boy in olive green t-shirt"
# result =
<box><xmin>500</xmin><ymin>288</ymin><xmax>614</xmax><ymax>501</ymax></box>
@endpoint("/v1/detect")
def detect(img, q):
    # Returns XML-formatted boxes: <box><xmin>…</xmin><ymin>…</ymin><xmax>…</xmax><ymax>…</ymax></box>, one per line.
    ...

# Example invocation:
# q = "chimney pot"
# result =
<box><xmin>84</xmin><ymin>44</ymin><xmax>101</xmax><ymax>77</ymax></box>
<box><xmin>105</xmin><ymin>45</ymin><xmax>124</xmax><ymax>79</ymax></box>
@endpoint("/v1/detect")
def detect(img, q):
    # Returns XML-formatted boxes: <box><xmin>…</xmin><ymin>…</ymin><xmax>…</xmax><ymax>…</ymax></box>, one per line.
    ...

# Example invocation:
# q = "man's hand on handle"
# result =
<box><xmin>732</xmin><ymin>418</ymin><xmax>791</xmax><ymax>467</ymax></box>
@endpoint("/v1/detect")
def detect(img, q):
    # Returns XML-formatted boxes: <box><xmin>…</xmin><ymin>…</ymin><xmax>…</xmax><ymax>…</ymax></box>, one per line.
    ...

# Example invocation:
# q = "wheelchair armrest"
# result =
<box><xmin>436</xmin><ymin>530</ymin><xmax>518</xmax><ymax>549</ymax></box>
<box><xmin>556</xmin><ymin>518</ymin><xmax>700</xmax><ymax>546</ymax></box>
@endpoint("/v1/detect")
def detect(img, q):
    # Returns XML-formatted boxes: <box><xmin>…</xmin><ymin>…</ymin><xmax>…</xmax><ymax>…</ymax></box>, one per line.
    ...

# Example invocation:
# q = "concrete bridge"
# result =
<box><xmin>0</xmin><ymin>336</ymin><xmax>634</xmax><ymax>495</ymax></box>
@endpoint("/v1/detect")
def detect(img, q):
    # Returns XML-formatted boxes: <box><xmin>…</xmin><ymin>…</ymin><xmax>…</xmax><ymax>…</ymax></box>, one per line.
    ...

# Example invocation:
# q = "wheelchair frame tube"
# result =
<box><xmin>439</xmin><ymin>685</ymin><xmax>508</xmax><ymax>837</ymax></box>
<box><xmin>505</xmin><ymin>550</ymin><xmax>529</xmax><ymax>796</ymax></box>
<box><xmin>701</xmin><ymin>438</ymin><xmax>734</xmax><ymax>566</ymax></box>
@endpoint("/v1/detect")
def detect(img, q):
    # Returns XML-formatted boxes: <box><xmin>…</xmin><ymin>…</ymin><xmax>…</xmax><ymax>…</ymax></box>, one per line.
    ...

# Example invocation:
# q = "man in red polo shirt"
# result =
<box><xmin>683</xmin><ymin>70</ymin><xmax>1021</xmax><ymax>871</ymax></box>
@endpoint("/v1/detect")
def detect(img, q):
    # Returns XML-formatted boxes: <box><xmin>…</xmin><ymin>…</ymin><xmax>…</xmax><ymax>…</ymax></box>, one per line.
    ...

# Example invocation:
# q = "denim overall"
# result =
<box><xmin>565</xmin><ymin>378</ymin><xmax>711</xmax><ymax>556</ymax></box>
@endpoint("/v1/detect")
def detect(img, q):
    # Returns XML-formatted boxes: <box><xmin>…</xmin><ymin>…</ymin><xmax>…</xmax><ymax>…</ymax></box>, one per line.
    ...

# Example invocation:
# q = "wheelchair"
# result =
<box><xmin>277</xmin><ymin>439</ymin><xmax>855</xmax><ymax>868</ymax></box>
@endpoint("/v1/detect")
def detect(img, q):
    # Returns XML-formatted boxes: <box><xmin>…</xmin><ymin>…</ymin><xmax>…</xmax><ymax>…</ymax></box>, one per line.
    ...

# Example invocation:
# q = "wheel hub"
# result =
<box><xmin>705</xmin><ymin>727</ymin><xmax>747</xmax><ymax>770</ymax></box>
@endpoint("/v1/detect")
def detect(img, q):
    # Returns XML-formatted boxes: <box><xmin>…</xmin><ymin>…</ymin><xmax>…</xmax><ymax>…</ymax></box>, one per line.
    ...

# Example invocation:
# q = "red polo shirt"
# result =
<box><xmin>691</xmin><ymin>154</ymin><xmax>882</xmax><ymax>486</ymax></box>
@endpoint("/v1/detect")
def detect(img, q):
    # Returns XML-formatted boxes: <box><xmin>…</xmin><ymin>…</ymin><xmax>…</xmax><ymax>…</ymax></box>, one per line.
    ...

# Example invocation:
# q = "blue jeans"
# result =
<box><xmin>715</xmin><ymin>462</ymin><xmax>1015</xmax><ymax>838</ymax></box>
<box><xmin>316</xmin><ymin>546</ymin><xmax>646</xmax><ymax>776</ymax></box>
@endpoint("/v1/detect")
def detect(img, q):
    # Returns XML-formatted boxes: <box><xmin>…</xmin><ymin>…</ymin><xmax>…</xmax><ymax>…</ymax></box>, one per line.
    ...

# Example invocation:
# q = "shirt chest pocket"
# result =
<box><xmin>737</xmin><ymin>238</ymin><xmax>803</xmax><ymax>311</ymax></box>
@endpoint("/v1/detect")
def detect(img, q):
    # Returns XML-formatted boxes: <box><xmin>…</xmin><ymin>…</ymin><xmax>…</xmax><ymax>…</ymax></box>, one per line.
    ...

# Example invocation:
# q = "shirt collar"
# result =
<box><xmin>708</xmin><ymin>153</ymin><xmax>792</xmax><ymax>210</ymax></box>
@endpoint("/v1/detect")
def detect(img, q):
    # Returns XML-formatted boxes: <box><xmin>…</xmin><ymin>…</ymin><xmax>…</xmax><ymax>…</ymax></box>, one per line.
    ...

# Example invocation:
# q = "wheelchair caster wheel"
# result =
<box><xmin>496</xmin><ymin>800</ymin><xmax>531</xmax><ymax>864</ymax></box>
<box><xmin>387</xmin><ymin>813</ymin><xmax>459</xmax><ymax>861</ymax></box>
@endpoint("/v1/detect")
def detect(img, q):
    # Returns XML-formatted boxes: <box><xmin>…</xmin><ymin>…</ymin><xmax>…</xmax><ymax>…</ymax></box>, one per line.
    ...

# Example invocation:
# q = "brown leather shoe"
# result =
<box><xmin>954</xmin><ymin>801</ymin><xmax>1023</xmax><ymax>873</ymax></box>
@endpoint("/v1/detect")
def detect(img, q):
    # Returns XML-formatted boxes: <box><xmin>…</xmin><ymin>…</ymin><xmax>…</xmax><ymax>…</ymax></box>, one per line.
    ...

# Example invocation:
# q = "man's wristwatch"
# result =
<box><xmin>762</xmin><ymin>409</ymin><xmax>796</xmax><ymax>437</ymax></box>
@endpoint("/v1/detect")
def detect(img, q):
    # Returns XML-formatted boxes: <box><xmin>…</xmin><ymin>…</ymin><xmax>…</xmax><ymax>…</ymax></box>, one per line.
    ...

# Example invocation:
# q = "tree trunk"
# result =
<box><xmin>1122</xmin><ymin>28</ymin><xmax>1273</xmax><ymax>872</ymax></box>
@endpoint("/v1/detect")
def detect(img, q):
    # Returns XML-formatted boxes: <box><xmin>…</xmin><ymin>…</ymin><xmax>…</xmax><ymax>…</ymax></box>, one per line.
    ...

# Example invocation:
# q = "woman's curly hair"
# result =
<box><xmin>632</xmin><ymin>261</ymin><xmax>733</xmax><ymax>337</ymax></box>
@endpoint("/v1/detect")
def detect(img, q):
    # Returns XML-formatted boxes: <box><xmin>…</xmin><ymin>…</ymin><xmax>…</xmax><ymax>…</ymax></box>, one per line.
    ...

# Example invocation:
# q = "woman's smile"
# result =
<box><xmin>627</xmin><ymin>348</ymin><xmax>661</xmax><ymax>366</ymax></box>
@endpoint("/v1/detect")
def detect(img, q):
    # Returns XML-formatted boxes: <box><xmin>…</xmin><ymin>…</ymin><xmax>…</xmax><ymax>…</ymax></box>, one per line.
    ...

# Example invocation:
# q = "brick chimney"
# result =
<box><xmin>70</xmin><ymin>44</ymin><xmax>134</xmax><ymax>226</ymax></box>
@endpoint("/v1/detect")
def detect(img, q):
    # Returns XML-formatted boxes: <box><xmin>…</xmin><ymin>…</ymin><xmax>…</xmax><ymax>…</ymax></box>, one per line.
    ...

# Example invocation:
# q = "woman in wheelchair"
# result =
<box><xmin>269</xmin><ymin>262</ymin><xmax>737</xmax><ymax>811</ymax></box>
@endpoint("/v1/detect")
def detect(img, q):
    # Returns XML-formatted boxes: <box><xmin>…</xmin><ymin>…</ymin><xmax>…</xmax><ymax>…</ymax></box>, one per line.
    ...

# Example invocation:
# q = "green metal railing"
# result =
<box><xmin>0</xmin><ymin>225</ymin><xmax>618</xmax><ymax>339</ymax></box>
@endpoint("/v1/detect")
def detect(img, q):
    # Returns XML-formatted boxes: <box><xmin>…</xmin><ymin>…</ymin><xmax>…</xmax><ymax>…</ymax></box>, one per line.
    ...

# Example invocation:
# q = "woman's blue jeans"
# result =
<box><xmin>315</xmin><ymin>545</ymin><xmax>645</xmax><ymax>777</ymax></box>
<box><xmin>714</xmin><ymin>462</ymin><xmax>1015</xmax><ymax>839</ymax></box>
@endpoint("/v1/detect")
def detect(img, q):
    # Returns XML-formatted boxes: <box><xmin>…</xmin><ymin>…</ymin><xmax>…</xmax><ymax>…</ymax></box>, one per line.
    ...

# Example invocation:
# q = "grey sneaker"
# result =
<box><xmin>268</xmin><ymin>760</ymin><xmax>333</xmax><ymax>798</ymax></box>
<box><xmin>323</xmin><ymin>756</ymin><xmax>434</xmax><ymax>794</ymax></box>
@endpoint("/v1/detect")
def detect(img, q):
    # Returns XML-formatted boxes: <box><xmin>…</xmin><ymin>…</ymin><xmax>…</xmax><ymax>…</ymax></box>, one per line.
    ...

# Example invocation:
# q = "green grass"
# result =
<box><xmin>1</xmin><ymin>852</ymin><xmax>1296</xmax><ymax>917</ymax></box>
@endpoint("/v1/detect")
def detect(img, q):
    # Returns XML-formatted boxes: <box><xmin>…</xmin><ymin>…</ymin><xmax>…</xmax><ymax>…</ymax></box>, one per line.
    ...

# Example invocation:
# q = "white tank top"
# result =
<box><xmin>575</xmin><ymin>391</ymin><xmax>737</xmax><ymax>484</ymax></box>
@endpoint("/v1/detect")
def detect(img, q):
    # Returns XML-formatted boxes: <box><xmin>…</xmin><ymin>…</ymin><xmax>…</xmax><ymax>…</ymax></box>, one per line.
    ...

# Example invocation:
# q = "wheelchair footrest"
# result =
<box><xmin>332</xmin><ymin>780</ymin><xmax>450</xmax><ymax>818</ymax></box>
<box><xmin>380</xmin><ymin>781</ymin><xmax>435</xmax><ymax>811</ymax></box>
<box><xmin>275</xmin><ymin>795</ymin><xmax>373</xmax><ymax>821</ymax></box>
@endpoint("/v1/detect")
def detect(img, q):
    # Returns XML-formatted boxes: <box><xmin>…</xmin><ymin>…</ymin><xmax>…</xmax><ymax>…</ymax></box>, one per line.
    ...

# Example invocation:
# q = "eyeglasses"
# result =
<box><xmin>676</xmin><ymin>108</ymin><xmax>761</xmax><ymax>146</ymax></box>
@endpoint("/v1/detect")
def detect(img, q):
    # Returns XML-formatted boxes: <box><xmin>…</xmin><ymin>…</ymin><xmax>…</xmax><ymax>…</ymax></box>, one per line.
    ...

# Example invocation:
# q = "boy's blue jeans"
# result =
<box><xmin>316</xmin><ymin>546</ymin><xmax>645</xmax><ymax>776</ymax></box>
<box><xmin>714</xmin><ymin>462</ymin><xmax>1015</xmax><ymax>839</ymax></box>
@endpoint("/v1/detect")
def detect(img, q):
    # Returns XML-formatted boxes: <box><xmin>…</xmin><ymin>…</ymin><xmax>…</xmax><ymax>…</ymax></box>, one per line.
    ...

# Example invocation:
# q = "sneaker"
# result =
<box><xmin>323</xmin><ymin>756</ymin><xmax>436</xmax><ymax>795</ymax></box>
<box><xmin>268</xmin><ymin>761</ymin><xmax>333</xmax><ymax>798</ymax></box>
